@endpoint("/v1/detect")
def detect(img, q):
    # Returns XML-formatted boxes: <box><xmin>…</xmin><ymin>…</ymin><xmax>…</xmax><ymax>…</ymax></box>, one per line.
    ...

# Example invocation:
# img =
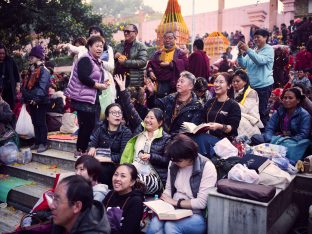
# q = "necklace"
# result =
<box><xmin>206</xmin><ymin>97</ymin><xmax>229</xmax><ymax>123</ymax></box>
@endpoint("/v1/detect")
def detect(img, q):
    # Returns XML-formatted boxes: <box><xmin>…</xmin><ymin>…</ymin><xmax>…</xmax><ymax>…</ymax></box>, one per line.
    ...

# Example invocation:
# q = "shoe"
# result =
<box><xmin>30</xmin><ymin>144</ymin><xmax>39</xmax><ymax>150</ymax></box>
<box><xmin>37</xmin><ymin>144</ymin><xmax>48</xmax><ymax>153</ymax></box>
<box><xmin>74</xmin><ymin>151</ymin><xmax>83</xmax><ymax>158</ymax></box>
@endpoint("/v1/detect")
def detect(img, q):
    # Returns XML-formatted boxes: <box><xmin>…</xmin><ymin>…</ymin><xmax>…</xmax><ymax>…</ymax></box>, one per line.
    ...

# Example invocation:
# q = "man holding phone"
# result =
<box><xmin>237</xmin><ymin>29</ymin><xmax>274</xmax><ymax>127</ymax></box>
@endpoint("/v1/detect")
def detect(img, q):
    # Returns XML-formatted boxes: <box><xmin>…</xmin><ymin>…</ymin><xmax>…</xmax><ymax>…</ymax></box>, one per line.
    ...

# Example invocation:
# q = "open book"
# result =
<box><xmin>181</xmin><ymin>122</ymin><xmax>211</xmax><ymax>134</ymax></box>
<box><xmin>144</xmin><ymin>199</ymin><xmax>193</xmax><ymax>221</ymax></box>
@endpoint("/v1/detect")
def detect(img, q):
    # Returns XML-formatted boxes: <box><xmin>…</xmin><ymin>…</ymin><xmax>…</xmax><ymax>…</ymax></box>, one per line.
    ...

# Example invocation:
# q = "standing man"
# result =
<box><xmin>147</xmin><ymin>31</ymin><xmax>188</xmax><ymax>98</ymax></box>
<box><xmin>237</xmin><ymin>29</ymin><xmax>274</xmax><ymax>127</ymax></box>
<box><xmin>0</xmin><ymin>43</ymin><xmax>20</xmax><ymax>110</ymax></box>
<box><xmin>51</xmin><ymin>175</ymin><xmax>111</xmax><ymax>234</ymax></box>
<box><xmin>188</xmin><ymin>38</ymin><xmax>210</xmax><ymax>80</ymax></box>
<box><xmin>114</xmin><ymin>24</ymin><xmax>147</xmax><ymax>87</ymax></box>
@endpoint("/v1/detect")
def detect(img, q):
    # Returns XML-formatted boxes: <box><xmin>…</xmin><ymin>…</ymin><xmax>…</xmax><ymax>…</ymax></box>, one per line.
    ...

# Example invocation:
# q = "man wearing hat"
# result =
<box><xmin>22</xmin><ymin>45</ymin><xmax>51</xmax><ymax>153</ymax></box>
<box><xmin>237</xmin><ymin>29</ymin><xmax>274</xmax><ymax>127</ymax></box>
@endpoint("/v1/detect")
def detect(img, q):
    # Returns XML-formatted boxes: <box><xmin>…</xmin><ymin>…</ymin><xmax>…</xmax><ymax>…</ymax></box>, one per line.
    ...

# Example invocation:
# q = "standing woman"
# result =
<box><xmin>228</xmin><ymin>69</ymin><xmax>263</xmax><ymax>138</ymax></box>
<box><xmin>22</xmin><ymin>45</ymin><xmax>50</xmax><ymax>153</ymax></box>
<box><xmin>104</xmin><ymin>163</ymin><xmax>144</xmax><ymax>234</ymax></box>
<box><xmin>192</xmin><ymin>72</ymin><xmax>241</xmax><ymax>158</ymax></box>
<box><xmin>65</xmin><ymin>36</ymin><xmax>110</xmax><ymax>156</ymax></box>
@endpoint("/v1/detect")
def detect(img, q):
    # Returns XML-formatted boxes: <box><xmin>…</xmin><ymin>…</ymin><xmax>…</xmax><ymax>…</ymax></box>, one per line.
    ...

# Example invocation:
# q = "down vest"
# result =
<box><xmin>65</xmin><ymin>52</ymin><xmax>104</xmax><ymax>104</ymax></box>
<box><xmin>119</xmin><ymin>90</ymin><xmax>171</xmax><ymax>184</ymax></box>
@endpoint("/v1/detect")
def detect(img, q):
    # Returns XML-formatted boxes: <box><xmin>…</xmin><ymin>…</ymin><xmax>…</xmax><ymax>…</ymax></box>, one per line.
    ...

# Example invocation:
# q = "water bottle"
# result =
<box><xmin>154</xmin><ymin>194</ymin><xmax>159</xmax><ymax>200</ymax></box>
<box><xmin>308</xmin><ymin>205</ymin><xmax>312</xmax><ymax>234</ymax></box>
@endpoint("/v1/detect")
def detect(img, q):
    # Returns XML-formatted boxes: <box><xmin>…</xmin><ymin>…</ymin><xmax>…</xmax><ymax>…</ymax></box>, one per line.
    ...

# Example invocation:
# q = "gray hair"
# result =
<box><xmin>180</xmin><ymin>71</ymin><xmax>196</xmax><ymax>86</ymax></box>
<box><xmin>163</xmin><ymin>31</ymin><xmax>176</xmax><ymax>39</ymax></box>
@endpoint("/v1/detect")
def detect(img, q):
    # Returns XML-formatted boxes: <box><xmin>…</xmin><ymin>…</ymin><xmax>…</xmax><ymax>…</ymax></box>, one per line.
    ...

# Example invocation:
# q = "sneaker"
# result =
<box><xmin>37</xmin><ymin>144</ymin><xmax>48</xmax><ymax>153</ymax></box>
<box><xmin>30</xmin><ymin>144</ymin><xmax>39</xmax><ymax>150</ymax></box>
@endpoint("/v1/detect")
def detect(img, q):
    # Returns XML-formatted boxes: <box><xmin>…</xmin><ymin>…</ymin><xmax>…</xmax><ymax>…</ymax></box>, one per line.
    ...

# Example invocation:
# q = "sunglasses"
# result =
<box><xmin>123</xmin><ymin>30</ymin><xmax>135</xmax><ymax>34</ymax></box>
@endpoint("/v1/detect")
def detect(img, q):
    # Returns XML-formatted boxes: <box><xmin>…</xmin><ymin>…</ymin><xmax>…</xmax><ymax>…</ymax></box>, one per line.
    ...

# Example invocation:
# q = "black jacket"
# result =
<box><xmin>119</xmin><ymin>90</ymin><xmax>171</xmax><ymax>183</ymax></box>
<box><xmin>147</xmin><ymin>92</ymin><xmax>203</xmax><ymax>134</ymax></box>
<box><xmin>52</xmin><ymin>200</ymin><xmax>111</xmax><ymax>234</ymax></box>
<box><xmin>89</xmin><ymin>121</ymin><xmax>132</xmax><ymax>163</ymax></box>
<box><xmin>103</xmin><ymin>190</ymin><xmax>144</xmax><ymax>234</ymax></box>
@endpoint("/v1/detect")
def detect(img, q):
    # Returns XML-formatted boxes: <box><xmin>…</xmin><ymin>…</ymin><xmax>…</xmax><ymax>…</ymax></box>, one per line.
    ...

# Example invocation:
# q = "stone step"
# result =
<box><xmin>31</xmin><ymin>148</ymin><xmax>76</xmax><ymax>171</ymax></box>
<box><xmin>7</xmin><ymin>182</ymin><xmax>51</xmax><ymax>214</ymax></box>
<box><xmin>48</xmin><ymin>138</ymin><xmax>76</xmax><ymax>153</ymax></box>
<box><xmin>0</xmin><ymin>205</ymin><xmax>25</xmax><ymax>233</ymax></box>
<box><xmin>0</xmin><ymin>162</ymin><xmax>72</xmax><ymax>187</ymax></box>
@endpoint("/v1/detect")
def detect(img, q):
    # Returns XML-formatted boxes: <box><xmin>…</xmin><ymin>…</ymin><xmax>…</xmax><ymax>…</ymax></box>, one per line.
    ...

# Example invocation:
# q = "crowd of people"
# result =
<box><xmin>0</xmin><ymin>16</ymin><xmax>312</xmax><ymax>233</ymax></box>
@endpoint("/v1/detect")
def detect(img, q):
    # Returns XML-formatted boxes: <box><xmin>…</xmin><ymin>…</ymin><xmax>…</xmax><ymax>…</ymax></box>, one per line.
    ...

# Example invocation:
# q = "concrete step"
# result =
<box><xmin>0</xmin><ymin>205</ymin><xmax>25</xmax><ymax>233</ymax></box>
<box><xmin>48</xmin><ymin>138</ymin><xmax>76</xmax><ymax>153</ymax></box>
<box><xmin>0</xmin><ymin>162</ymin><xmax>72</xmax><ymax>187</ymax></box>
<box><xmin>31</xmin><ymin>148</ymin><xmax>76</xmax><ymax>171</ymax></box>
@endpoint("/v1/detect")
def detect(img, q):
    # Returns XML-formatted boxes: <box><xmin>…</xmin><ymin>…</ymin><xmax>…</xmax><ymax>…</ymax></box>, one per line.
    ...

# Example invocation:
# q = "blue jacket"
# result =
<box><xmin>264</xmin><ymin>106</ymin><xmax>311</xmax><ymax>142</ymax></box>
<box><xmin>237</xmin><ymin>44</ymin><xmax>274</xmax><ymax>89</ymax></box>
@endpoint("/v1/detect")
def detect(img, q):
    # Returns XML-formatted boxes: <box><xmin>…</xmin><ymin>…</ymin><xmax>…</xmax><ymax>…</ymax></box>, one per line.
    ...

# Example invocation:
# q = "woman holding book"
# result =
<box><xmin>87</xmin><ymin>103</ymin><xmax>132</xmax><ymax>188</ymax></box>
<box><xmin>115</xmin><ymin>74</ymin><xmax>171</xmax><ymax>195</ymax></box>
<box><xmin>228</xmin><ymin>69</ymin><xmax>263</xmax><ymax>138</ymax></box>
<box><xmin>192</xmin><ymin>72</ymin><xmax>241</xmax><ymax>158</ymax></box>
<box><xmin>146</xmin><ymin>134</ymin><xmax>217</xmax><ymax>234</ymax></box>
<box><xmin>103</xmin><ymin>163</ymin><xmax>144</xmax><ymax>234</ymax></box>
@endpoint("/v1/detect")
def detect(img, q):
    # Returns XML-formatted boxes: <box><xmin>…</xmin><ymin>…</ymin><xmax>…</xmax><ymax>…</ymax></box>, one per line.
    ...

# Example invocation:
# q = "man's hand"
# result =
<box><xmin>160</xmin><ymin>62</ymin><xmax>170</xmax><ymax>67</ymax></box>
<box><xmin>114</xmin><ymin>74</ymin><xmax>126</xmax><ymax>91</ymax></box>
<box><xmin>145</xmin><ymin>78</ymin><xmax>155</xmax><ymax>94</ymax></box>
<box><xmin>149</xmin><ymin>71</ymin><xmax>157</xmax><ymax>81</ymax></box>
<box><xmin>115</xmin><ymin>52</ymin><xmax>122</xmax><ymax>59</ymax></box>
<box><xmin>237</xmin><ymin>41</ymin><xmax>248</xmax><ymax>53</ymax></box>
<box><xmin>88</xmin><ymin>147</ymin><xmax>96</xmax><ymax>157</ymax></box>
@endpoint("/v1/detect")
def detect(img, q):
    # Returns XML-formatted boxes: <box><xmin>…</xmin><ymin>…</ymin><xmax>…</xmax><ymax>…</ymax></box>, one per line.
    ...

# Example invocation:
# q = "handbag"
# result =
<box><xmin>211</xmin><ymin>156</ymin><xmax>241</xmax><ymax>180</ymax></box>
<box><xmin>217</xmin><ymin>179</ymin><xmax>276</xmax><ymax>203</ymax></box>
<box><xmin>259</xmin><ymin>163</ymin><xmax>292</xmax><ymax>190</ymax></box>
<box><xmin>271</xmin><ymin>135</ymin><xmax>311</xmax><ymax>162</ymax></box>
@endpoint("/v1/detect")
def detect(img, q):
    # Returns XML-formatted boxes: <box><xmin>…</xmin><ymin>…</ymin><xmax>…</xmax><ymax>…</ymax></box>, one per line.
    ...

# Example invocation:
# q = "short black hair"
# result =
<box><xmin>86</xmin><ymin>35</ymin><xmax>104</xmax><ymax>49</ymax></box>
<box><xmin>147</xmin><ymin>108</ymin><xmax>164</xmax><ymax>125</ymax></box>
<box><xmin>88</xmin><ymin>25</ymin><xmax>104</xmax><ymax>37</ymax></box>
<box><xmin>75</xmin><ymin>156</ymin><xmax>102</xmax><ymax>182</ymax></box>
<box><xmin>126</xmin><ymin>24</ymin><xmax>138</xmax><ymax>33</ymax></box>
<box><xmin>194</xmin><ymin>77</ymin><xmax>208</xmax><ymax>93</ymax></box>
<box><xmin>254</xmin><ymin>29</ymin><xmax>270</xmax><ymax>38</ymax></box>
<box><xmin>105</xmin><ymin>103</ymin><xmax>122</xmax><ymax>119</ymax></box>
<box><xmin>193</xmin><ymin>39</ymin><xmax>204</xmax><ymax>50</ymax></box>
<box><xmin>60</xmin><ymin>175</ymin><xmax>93</xmax><ymax>212</ymax></box>
<box><xmin>281</xmin><ymin>87</ymin><xmax>305</xmax><ymax>103</ymax></box>
<box><xmin>166</xmin><ymin>134</ymin><xmax>198</xmax><ymax>162</ymax></box>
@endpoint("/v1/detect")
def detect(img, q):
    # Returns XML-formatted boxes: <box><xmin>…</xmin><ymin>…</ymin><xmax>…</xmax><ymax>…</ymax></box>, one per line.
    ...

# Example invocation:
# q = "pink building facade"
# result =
<box><xmin>113</xmin><ymin>1</ymin><xmax>295</xmax><ymax>43</ymax></box>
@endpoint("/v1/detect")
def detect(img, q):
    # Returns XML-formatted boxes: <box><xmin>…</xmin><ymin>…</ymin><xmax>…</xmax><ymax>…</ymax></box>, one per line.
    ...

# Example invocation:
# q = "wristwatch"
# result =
<box><xmin>177</xmin><ymin>199</ymin><xmax>185</xmax><ymax>208</ymax></box>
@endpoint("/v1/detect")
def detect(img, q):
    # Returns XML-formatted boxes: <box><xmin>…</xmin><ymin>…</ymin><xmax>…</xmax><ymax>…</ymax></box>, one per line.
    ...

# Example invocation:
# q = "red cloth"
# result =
<box><xmin>188</xmin><ymin>50</ymin><xmax>210</xmax><ymax>79</ymax></box>
<box><xmin>295</xmin><ymin>50</ymin><xmax>312</xmax><ymax>70</ymax></box>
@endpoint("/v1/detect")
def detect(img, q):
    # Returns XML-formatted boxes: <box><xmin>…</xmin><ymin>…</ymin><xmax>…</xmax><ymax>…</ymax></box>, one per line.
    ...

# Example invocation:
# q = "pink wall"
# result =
<box><xmin>113</xmin><ymin>2</ymin><xmax>289</xmax><ymax>43</ymax></box>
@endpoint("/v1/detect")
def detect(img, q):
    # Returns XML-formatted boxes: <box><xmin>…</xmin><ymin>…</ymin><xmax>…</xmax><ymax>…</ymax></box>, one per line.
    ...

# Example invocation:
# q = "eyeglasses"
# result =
<box><xmin>109</xmin><ymin>111</ymin><xmax>122</xmax><ymax>116</ymax></box>
<box><xmin>123</xmin><ymin>30</ymin><xmax>135</xmax><ymax>34</ymax></box>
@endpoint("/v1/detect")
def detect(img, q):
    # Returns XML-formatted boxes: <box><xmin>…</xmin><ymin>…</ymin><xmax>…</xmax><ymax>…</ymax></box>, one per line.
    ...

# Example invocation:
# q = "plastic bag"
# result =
<box><xmin>252</xmin><ymin>143</ymin><xmax>287</xmax><ymax>159</ymax></box>
<box><xmin>15</xmin><ymin>104</ymin><xmax>35</xmax><ymax>139</ymax></box>
<box><xmin>16</xmin><ymin>148</ymin><xmax>32</xmax><ymax>164</ymax></box>
<box><xmin>228</xmin><ymin>163</ymin><xmax>260</xmax><ymax>184</ymax></box>
<box><xmin>213</xmin><ymin>138</ymin><xmax>238</xmax><ymax>159</ymax></box>
<box><xmin>0</xmin><ymin>142</ymin><xmax>19</xmax><ymax>165</ymax></box>
<box><xmin>99</xmin><ymin>71</ymin><xmax>116</xmax><ymax>121</ymax></box>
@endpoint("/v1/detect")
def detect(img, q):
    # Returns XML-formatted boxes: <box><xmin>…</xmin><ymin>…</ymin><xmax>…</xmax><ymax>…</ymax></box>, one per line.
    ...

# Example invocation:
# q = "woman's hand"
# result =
<box><xmin>114</xmin><ymin>74</ymin><xmax>126</xmax><ymax>91</ymax></box>
<box><xmin>95</xmin><ymin>80</ymin><xmax>110</xmax><ymax>90</ymax></box>
<box><xmin>161</xmin><ymin>193</ymin><xmax>178</xmax><ymax>206</ymax></box>
<box><xmin>115</xmin><ymin>52</ymin><xmax>122</xmax><ymax>59</ymax></box>
<box><xmin>145</xmin><ymin>78</ymin><xmax>155</xmax><ymax>94</ymax></box>
<box><xmin>237</xmin><ymin>41</ymin><xmax>248</xmax><ymax>53</ymax></box>
<box><xmin>88</xmin><ymin>147</ymin><xmax>96</xmax><ymax>157</ymax></box>
<box><xmin>140</xmin><ymin>152</ymin><xmax>150</xmax><ymax>161</ymax></box>
<box><xmin>207</xmin><ymin>122</ymin><xmax>223</xmax><ymax>131</ymax></box>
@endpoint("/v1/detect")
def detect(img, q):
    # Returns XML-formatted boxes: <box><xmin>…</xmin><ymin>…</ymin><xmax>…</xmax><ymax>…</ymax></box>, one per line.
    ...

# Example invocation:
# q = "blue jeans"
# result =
<box><xmin>191</xmin><ymin>133</ymin><xmax>220</xmax><ymax>158</ymax></box>
<box><xmin>255</xmin><ymin>84</ymin><xmax>273</xmax><ymax>127</ymax></box>
<box><xmin>146</xmin><ymin>214</ymin><xmax>206</xmax><ymax>234</ymax></box>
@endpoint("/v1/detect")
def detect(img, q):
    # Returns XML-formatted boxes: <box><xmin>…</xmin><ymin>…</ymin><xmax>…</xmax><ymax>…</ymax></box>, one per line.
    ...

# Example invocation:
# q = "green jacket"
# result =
<box><xmin>114</xmin><ymin>40</ymin><xmax>148</xmax><ymax>87</ymax></box>
<box><xmin>120</xmin><ymin>126</ymin><xmax>164</xmax><ymax>164</ymax></box>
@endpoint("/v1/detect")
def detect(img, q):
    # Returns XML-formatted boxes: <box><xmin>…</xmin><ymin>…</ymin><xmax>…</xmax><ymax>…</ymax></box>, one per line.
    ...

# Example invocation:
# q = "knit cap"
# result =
<box><xmin>29</xmin><ymin>45</ymin><xmax>45</xmax><ymax>60</ymax></box>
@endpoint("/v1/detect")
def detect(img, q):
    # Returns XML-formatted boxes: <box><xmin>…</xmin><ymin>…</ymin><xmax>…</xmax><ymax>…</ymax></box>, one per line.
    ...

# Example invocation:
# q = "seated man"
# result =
<box><xmin>51</xmin><ymin>175</ymin><xmax>111</xmax><ymax>234</ymax></box>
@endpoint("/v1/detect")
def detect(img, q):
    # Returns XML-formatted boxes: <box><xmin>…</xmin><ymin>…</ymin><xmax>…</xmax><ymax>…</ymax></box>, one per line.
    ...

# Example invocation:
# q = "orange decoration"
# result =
<box><xmin>204</xmin><ymin>32</ymin><xmax>230</xmax><ymax>62</ymax></box>
<box><xmin>155</xmin><ymin>0</ymin><xmax>189</xmax><ymax>48</ymax></box>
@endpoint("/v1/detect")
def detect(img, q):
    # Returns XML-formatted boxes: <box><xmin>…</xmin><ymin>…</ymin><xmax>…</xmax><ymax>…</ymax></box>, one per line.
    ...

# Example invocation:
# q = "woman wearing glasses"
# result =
<box><xmin>87</xmin><ymin>103</ymin><xmax>132</xmax><ymax>187</ymax></box>
<box><xmin>115</xmin><ymin>74</ymin><xmax>171</xmax><ymax>195</ymax></box>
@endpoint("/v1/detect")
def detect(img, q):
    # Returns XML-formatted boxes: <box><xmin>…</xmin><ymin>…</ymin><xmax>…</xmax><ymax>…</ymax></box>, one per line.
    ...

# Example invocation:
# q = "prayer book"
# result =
<box><xmin>240</xmin><ymin>154</ymin><xmax>271</xmax><ymax>173</ymax></box>
<box><xmin>181</xmin><ymin>122</ymin><xmax>211</xmax><ymax>134</ymax></box>
<box><xmin>144</xmin><ymin>199</ymin><xmax>193</xmax><ymax>221</ymax></box>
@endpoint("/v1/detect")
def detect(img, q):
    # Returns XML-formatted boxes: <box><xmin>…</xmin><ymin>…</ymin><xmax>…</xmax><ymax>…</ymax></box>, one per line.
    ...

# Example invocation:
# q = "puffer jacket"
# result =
<box><xmin>264</xmin><ymin>106</ymin><xmax>311</xmax><ymax>142</ymax></box>
<box><xmin>89</xmin><ymin>121</ymin><xmax>132</xmax><ymax>163</ymax></box>
<box><xmin>65</xmin><ymin>52</ymin><xmax>103</xmax><ymax>104</ymax></box>
<box><xmin>114</xmin><ymin>40</ymin><xmax>147</xmax><ymax>87</ymax></box>
<box><xmin>119</xmin><ymin>90</ymin><xmax>171</xmax><ymax>184</ymax></box>
<box><xmin>147</xmin><ymin>92</ymin><xmax>203</xmax><ymax>134</ymax></box>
